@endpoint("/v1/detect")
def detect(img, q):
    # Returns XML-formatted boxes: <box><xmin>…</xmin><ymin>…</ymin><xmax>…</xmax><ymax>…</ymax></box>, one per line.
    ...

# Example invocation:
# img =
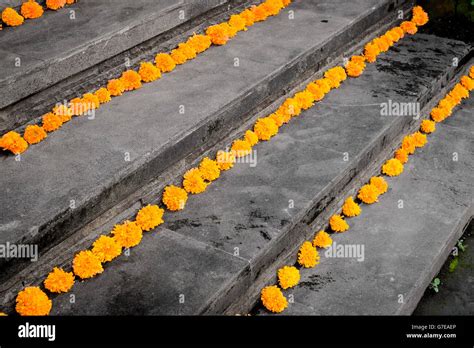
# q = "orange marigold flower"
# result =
<box><xmin>228</xmin><ymin>14</ymin><xmax>247</xmax><ymax>32</ymax></box>
<box><xmin>400</xmin><ymin>21</ymin><xmax>417</xmax><ymax>35</ymax></box>
<box><xmin>107</xmin><ymin>79</ymin><xmax>126</xmax><ymax>97</ymax></box>
<box><xmin>53</xmin><ymin>104</ymin><xmax>73</xmax><ymax>122</ymax></box>
<box><xmin>269</xmin><ymin>112</ymin><xmax>285</xmax><ymax>127</ymax></box>
<box><xmin>298</xmin><ymin>241</ymin><xmax>319</xmax><ymax>268</ymax></box>
<box><xmin>382</xmin><ymin>158</ymin><xmax>404</xmax><ymax>177</ymax></box>
<box><xmin>278</xmin><ymin>97</ymin><xmax>301</xmax><ymax>121</ymax></box>
<box><xmin>438</xmin><ymin>96</ymin><xmax>455</xmax><ymax>112</ymax></box>
<box><xmin>263</xmin><ymin>0</ymin><xmax>284</xmax><ymax>16</ymax></box>
<box><xmin>42</xmin><ymin>113</ymin><xmax>63</xmax><ymax>132</ymax></box>
<box><xmin>72</xmin><ymin>250</ymin><xmax>103</xmax><ymax>279</ymax></box>
<box><xmin>244</xmin><ymin>130</ymin><xmax>259</xmax><ymax>146</ymax></box>
<box><xmin>394</xmin><ymin>148</ymin><xmax>409</xmax><ymax>164</ymax></box>
<box><xmin>358</xmin><ymin>184</ymin><xmax>379</xmax><ymax>204</ymax></box>
<box><xmin>120</xmin><ymin>70</ymin><xmax>142</xmax><ymax>91</ymax></box>
<box><xmin>21</xmin><ymin>1</ymin><xmax>44</xmax><ymax>19</ymax></box>
<box><xmin>393</xmin><ymin>26</ymin><xmax>405</xmax><ymax>39</ymax></box>
<box><xmin>66</xmin><ymin>0</ymin><xmax>75</xmax><ymax>4</ymax></box>
<box><xmin>254</xmin><ymin>117</ymin><xmax>279</xmax><ymax>141</ymax></box>
<box><xmin>231</xmin><ymin>139</ymin><xmax>252</xmax><ymax>158</ymax></box>
<box><xmin>294</xmin><ymin>91</ymin><xmax>314</xmax><ymax>110</ymax></box>
<box><xmin>430</xmin><ymin>107</ymin><xmax>448</xmax><ymax>123</ymax></box>
<box><xmin>312</xmin><ymin>230</ymin><xmax>332</xmax><ymax>249</ymax></box>
<box><xmin>240</xmin><ymin>8</ymin><xmax>256</xmax><ymax>27</ymax></box>
<box><xmin>155</xmin><ymin>53</ymin><xmax>176</xmax><ymax>73</ymax></box>
<box><xmin>329</xmin><ymin>214</ymin><xmax>349</xmax><ymax>233</ymax></box>
<box><xmin>177</xmin><ymin>42</ymin><xmax>197</xmax><ymax>60</ymax></box>
<box><xmin>199</xmin><ymin>157</ymin><xmax>221</xmax><ymax>181</ymax></box>
<box><xmin>92</xmin><ymin>235</ymin><xmax>122</xmax><ymax>263</ymax></box>
<box><xmin>460</xmin><ymin>76</ymin><xmax>474</xmax><ymax>91</ymax></box>
<box><xmin>44</xmin><ymin>267</ymin><xmax>74</xmax><ymax>293</ymax></box>
<box><xmin>373</xmin><ymin>37</ymin><xmax>389</xmax><ymax>52</ymax></box>
<box><xmin>170</xmin><ymin>48</ymin><xmax>187</xmax><ymax>65</ymax></box>
<box><xmin>187</xmin><ymin>34</ymin><xmax>212</xmax><ymax>53</ymax></box>
<box><xmin>412</xmin><ymin>6</ymin><xmax>429</xmax><ymax>26</ymax></box>
<box><xmin>342</xmin><ymin>196</ymin><xmax>361</xmax><ymax>217</ymax></box>
<box><xmin>206</xmin><ymin>23</ymin><xmax>232</xmax><ymax>45</ymax></box>
<box><xmin>138</xmin><ymin>62</ymin><xmax>161</xmax><ymax>83</ymax></box>
<box><xmin>69</xmin><ymin>98</ymin><xmax>89</xmax><ymax>116</ymax></box>
<box><xmin>112</xmin><ymin>221</ymin><xmax>143</xmax><ymax>248</ymax></box>
<box><xmin>83</xmin><ymin>92</ymin><xmax>100</xmax><ymax>110</ymax></box>
<box><xmin>0</xmin><ymin>131</ymin><xmax>28</xmax><ymax>154</ymax></box>
<box><xmin>216</xmin><ymin>150</ymin><xmax>236</xmax><ymax>171</ymax></box>
<box><xmin>2</xmin><ymin>8</ymin><xmax>24</xmax><ymax>26</ymax></box>
<box><xmin>183</xmin><ymin>168</ymin><xmax>208</xmax><ymax>194</ymax></box>
<box><xmin>136</xmin><ymin>204</ymin><xmax>164</xmax><ymax>231</ymax></box>
<box><xmin>451</xmin><ymin>84</ymin><xmax>469</xmax><ymax>101</ymax></box>
<box><xmin>95</xmin><ymin>88</ymin><xmax>111</xmax><ymax>104</ymax></box>
<box><xmin>401</xmin><ymin>135</ymin><xmax>416</xmax><ymax>154</ymax></box>
<box><xmin>251</xmin><ymin>4</ymin><xmax>269</xmax><ymax>22</ymax></box>
<box><xmin>412</xmin><ymin>131</ymin><xmax>427</xmax><ymax>148</ymax></box>
<box><xmin>278</xmin><ymin>265</ymin><xmax>300</xmax><ymax>289</ymax></box>
<box><xmin>261</xmin><ymin>285</ymin><xmax>287</xmax><ymax>313</ymax></box>
<box><xmin>15</xmin><ymin>287</ymin><xmax>52</xmax><ymax>316</ymax></box>
<box><xmin>370</xmin><ymin>176</ymin><xmax>388</xmax><ymax>195</ymax></box>
<box><xmin>420</xmin><ymin>119</ymin><xmax>436</xmax><ymax>134</ymax></box>
<box><xmin>24</xmin><ymin>125</ymin><xmax>47</xmax><ymax>145</ymax></box>
<box><xmin>381</xmin><ymin>33</ymin><xmax>394</xmax><ymax>47</ymax></box>
<box><xmin>162</xmin><ymin>185</ymin><xmax>188</xmax><ymax>211</ymax></box>
<box><xmin>345</xmin><ymin>61</ymin><xmax>364</xmax><ymax>77</ymax></box>
<box><xmin>46</xmin><ymin>0</ymin><xmax>66</xmax><ymax>10</ymax></box>
<box><xmin>470</xmin><ymin>65</ymin><xmax>474</xmax><ymax>79</ymax></box>
<box><xmin>305</xmin><ymin>82</ymin><xmax>325</xmax><ymax>101</ymax></box>
<box><xmin>364</xmin><ymin>42</ymin><xmax>380</xmax><ymax>63</ymax></box>
<box><xmin>316</xmin><ymin>78</ymin><xmax>332</xmax><ymax>94</ymax></box>
<box><xmin>324</xmin><ymin>68</ymin><xmax>344</xmax><ymax>88</ymax></box>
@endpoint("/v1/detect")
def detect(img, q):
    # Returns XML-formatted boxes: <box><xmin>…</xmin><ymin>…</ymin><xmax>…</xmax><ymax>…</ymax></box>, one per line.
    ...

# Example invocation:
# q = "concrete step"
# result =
<box><xmin>254</xmin><ymin>69</ymin><xmax>474</xmax><ymax>315</ymax></box>
<box><xmin>0</xmin><ymin>0</ymin><xmax>408</xmax><ymax>288</ymax></box>
<box><xmin>0</xmin><ymin>0</ymin><xmax>231</xmax><ymax>133</ymax></box>
<box><xmin>32</xmin><ymin>35</ymin><xmax>471</xmax><ymax>315</ymax></box>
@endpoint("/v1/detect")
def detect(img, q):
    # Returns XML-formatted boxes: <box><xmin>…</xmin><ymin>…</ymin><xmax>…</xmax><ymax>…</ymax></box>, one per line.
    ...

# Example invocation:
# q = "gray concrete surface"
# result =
<box><xmin>0</xmin><ymin>0</ymin><xmax>403</xmax><ymax>280</ymax></box>
<box><xmin>256</xmin><ymin>93</ymin><xmax>474</xmax><ymax>315</ymax></box>
<box><xmin>46</xmin><ymin>36</ymin><xmax>470</xmax><ymax>315</ymax></box>
<box><xmin>0</xmin><ymin>0</ymin><xmax>227</xmax><ymax>111</ymax></box>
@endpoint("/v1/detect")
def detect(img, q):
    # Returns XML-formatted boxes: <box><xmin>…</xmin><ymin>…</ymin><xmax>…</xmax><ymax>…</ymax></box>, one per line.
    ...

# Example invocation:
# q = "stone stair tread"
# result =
<box><xmin>0</xmin><ymin>0</ymin><xmax>227</xmax><ymax>110</ymax></box>
<box><xmin>0</xmin><ymin>0</ymin><xmax>398</xmax><ymax>267</ymax></box>
<box><xmin>256</xmin><ymin>90</ymin><xmax>474</xmax><ymax>316</ymax></box>
<box><xmin>45</xmin><ymin>35</ymin><xmax>470</xmax><ymax>315</ymax></box>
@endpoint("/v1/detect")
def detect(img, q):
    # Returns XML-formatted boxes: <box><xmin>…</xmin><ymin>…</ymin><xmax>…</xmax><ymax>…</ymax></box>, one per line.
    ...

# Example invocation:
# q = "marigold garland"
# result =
<box><xmin>357</xmin><ymin>184</ymin><xmax>379</xmax><ymax>204</ymax></box>
<box><xmin>401</xmin><ymin>135</ymin><xmax>416</xmax><ymax>155</ymax></box>
<box><xmin>312</xmin><ymin>230</ymin><xmax>332</xmax><ymax>249</ymax></box>
<box><xmin>228</xmin><ymin>14</ymin><xmax>247</xmax><ymax>32</ymax></box>
<box><xmin>341</xmin><ymin>196</ymin><xmax>361</xmax><ymax>217</ymax></box>
<box><xmin>111</xmin><ymin>221</ymin><xmax>143</xmax><ymax>248</ymax></box>
<box><xmin>53</xmin><ymin>104</ymin><xmax>73</xmax><ymax>122</ymax></box>
<box><xmin>139</xmin><ymin>62</ymin><xmax>162</xmax><ymax>83</ymax></box>
<box><xmin>187</xmin><ymin>34</ymin><xmax>212</xmax><ymax>53</ymax></box>
<box><xmin>199</xmin><ymin>157</ymin><xmax>221</xmax><ymax>181</ymax></box>
<box><xmin>370</xmin><ymin>176</ymin><xmax>388</xmax><ymax>195</ymax></box>
<box><xmin>42</xmin><ymin>113</ymin><xmax>63</xmax><ymax>132</ymax></box>
<box><xmin>120</xmin><ymin>70</ymin><xmax>142</xmax><ymax>91</ymax></box>
<box><xmin>95</xmin><ymin>87</ymin><xmax>112</xmax><ymax>104</ymax></box>
<box><xmin>260</xmin><ymin>285</ymin><xmax>287</xmax><ymax>313</ymax></box>
<box><xmin>400</xmin><ymin>21</ymin><xmax>417</xmax><ymax>35</ymax></box>
<box><xmin>46</xmin><ymin>0</ymin><xmax>66</xmax><ymax>10</ymax></box>
<box><xmin>0</xmin><ymin>131</ymin><xmax>29</xmax><ymax>154</ymax></box>
<box><xmin>254</xmin><ymin>117</ymin><xmax>279</xmax><ymax>141</ymax></box>
<box><xmin>44</xmin><ymin>267</ymin><xmax>74</xmax><ymax>293</ymax></box>
<box><xmin>382</xmin><ymin>158</ymin><xmax>404</xmax><ymax>177</ymax></box>
<box><xmin>294</xmin><ymin>91</ymin><xmax>314</xmax><ymax>110</ymax></box>
<box><xmin>15</xmin><ymin>287</ymin><xmax>52</xmax><ymax>316</ymax></box>
<box><xmin>107</xmin><ymin>79</ymin><xmax>126</xmax><ymax>97</ymax></box>
<box><xmin>170</xmin><ymin>48</ymin><xmax>187</xmax><ymax>65</ymax></box>
<box><xmin>329</xmin><ymin>214</ymin><xmax>349</xmax><ymax>233</ymax></box>
<box><xmin>394</xmin><ymin>148</ymin><xmax>409</xmax><ymax>164</ymax></box>
<box><xmin>24</xmin><ymin>125</ymin><xmax>47</xmax><ymax>145</ymax></box>
<box><xmin>83</xmin><ymin>92</ymin><xmax>100</xmax><ymax>110</ymax></box>
<box><xmin>155</xmin><ymin>53</ymin><xmax>176</xmax><ymax>73</ymax></box>
<box><xmin>277</xmin><ymin>266</ymin><xmax>300</xmax><ymax>289</ymax></box>
<box><xmin>92</xmin><ymin>235</ymin><xmax>122</xmax><ymax>262</ymax></box>
<box><xmin>460</xmin><ymin>76</ymin><xmax>474</xmax><ymax>91</ymax></box>
<box><xmin>244</xmin><ymin>130</ymin><xmax>259</xmax><ymax>146</ymax></box>
<box><xmin>412</xmin><ymin>131</ymin><xmax>427</xmax><ymax>148</ymax></box>
<box><xmin>162</xmin><ymin>185</ymin><xmax>188</xmax><ymax>211</ymax></box>
<box><xmin>183</xmin><ymin>168</ymin><xmax>208</xmax><ymax>194</ymax></box>
<box><xmin>306</xmin><ymin>82</ymin><xmax>325</xmax><ymax>101</ymax></box>
<box><xmin>136</xmin><ymin>204</ymin><xmax>164</xmax><ymax>231</ymax></box>
<box><xmin>72</xmin><ymin>250</ymin><xmax>104</xmax><ymax>279</ymax></box>
<box><xmin>206</xmin><ymin>23</ymin><xmax>232</xmax><ymax>45</ymax></box>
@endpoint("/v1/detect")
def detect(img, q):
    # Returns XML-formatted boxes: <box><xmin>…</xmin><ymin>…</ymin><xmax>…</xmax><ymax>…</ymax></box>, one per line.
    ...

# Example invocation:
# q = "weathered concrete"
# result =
<box><xmin>0</xmin><ymin>0</ymin><xmax>406</xmax><ymax>281</ymax></box>
<box><xmin>256</xmin><ymin>91</ymin><xmax>474</xmax><ymax>315</ymax></box>
<box><xmin>0</xmin><ymin>0</ymin><xmax>228</xmax><ymax>112</ymax></box>
<box><xmin>45</xmin><ymin>36</ymin><xmax>471</xmax><ymax>315</ymax></box>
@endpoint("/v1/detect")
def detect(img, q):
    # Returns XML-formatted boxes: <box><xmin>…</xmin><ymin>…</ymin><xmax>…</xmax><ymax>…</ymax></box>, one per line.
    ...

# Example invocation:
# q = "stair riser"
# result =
<box><xmin>0</xmin><ymin>0</ymin><xmax>410</xmax><ymax>284</ymax></box>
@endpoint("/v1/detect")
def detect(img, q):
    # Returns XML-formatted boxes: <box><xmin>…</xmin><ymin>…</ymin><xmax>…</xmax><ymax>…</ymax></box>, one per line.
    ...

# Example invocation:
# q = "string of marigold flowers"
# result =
<box><xmin>0</xmin><ymin>0</ymin><xmax>76</xmax><ymax>30</ymax></box>
<box><xmin>0</xmin><ymin>0</ymin><xmax>292</xmax><ymax>156</ymax></box>
<box><xmin>260</xmin><ymin>5</ymin><xmax>432</xmax><ymax>314</ymax></box>
<box><xmin>261</xmin><ymin>63</ymin><xmax>473</xmax><ymax>314</ymax></box>
<box><xmin>8</xmin><ymin>0</ymin><xmax>294</xmax><ymax>316</ymax></box>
